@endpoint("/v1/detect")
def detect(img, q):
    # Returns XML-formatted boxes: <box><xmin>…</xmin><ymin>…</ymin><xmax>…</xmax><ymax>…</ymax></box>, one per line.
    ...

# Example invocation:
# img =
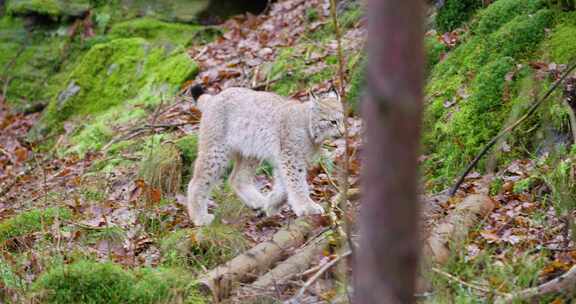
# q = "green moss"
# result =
<box><xmin>39</xmin><ymin>37</ymin><xmax>198</xmax><ymax>135</ymax></box>
<box><xmin>425</xmin><ymin>36</ymin><xmax>448</xmax><ymax>72</ymax></box>
<box><xmin>346</xmin><ymin>57</ymin><xmax>365</xmax><ymax>114</ymax></box>
<box><xmin>160</xmin><ymin>224</ymin><xmax>249</xmax><ymax>271</ymax></box>
<box><xmin>471</xmin><ymin>0</ymin><xmax>544</xmax><ymax>35</ymax></box>
<box><xmin>0</xmin><ymin>207</ymin><xmax>72</xmax><ymax>245</ymax></box>
<box><xmin>423</xmin><ymin>1</ymin><xmax>559</xmax><ymax>190</ymax></box>
<box><xmin>489</xmin><ymin>9</ymin><xmax>553</xmax><ymax>58</ymax></box>
<box><xmin>34</xmin><ymin>261</ymin><xmax>133</xmax><ymax>304</ymax></box>
<box><xmin>268</xmin><ymin>46</ymin><xmax>337</xmax><ymax>96</ymax></box>
<box><xmin>109</xmin><ymin>18</ymin><xmax>203</xmax><ymax>47</ymax></box>
<box><xmin>547</xmin><ymin>24</ymin><xmax>576</xmax><ymax>63</ymax></box>
<box><xmin>33</xmin><ymin>260</ymin><xmax>208</xmax><ymax>304</ymax></box>
<box><xmin>435</xmin><ymin>0</ymin><xmax>481</xmax><ymax>32</ymax></box>
<box><xmin>0</xmin><ymin>258</ymin><xmax>24</xmax><ymax>293</ymax></box>
<box><xmin>6</xmin><ymin>0</ymin><xmax>90</xmax><ymax>18</ymax></box>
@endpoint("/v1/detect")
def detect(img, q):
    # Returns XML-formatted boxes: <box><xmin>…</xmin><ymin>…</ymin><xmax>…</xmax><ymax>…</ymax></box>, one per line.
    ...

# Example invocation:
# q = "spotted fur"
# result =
<box><xmin>186</xmin><ymin>87</ymin><xmax>344</xmax><ymax>226</ymax></box>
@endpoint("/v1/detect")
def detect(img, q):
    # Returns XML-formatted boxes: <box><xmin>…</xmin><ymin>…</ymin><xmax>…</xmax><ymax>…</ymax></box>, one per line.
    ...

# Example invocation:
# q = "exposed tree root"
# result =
<box><xmin>424</xmin><ymin>194</ymin><xmax>496</xmax><ymax>264</ymax></box>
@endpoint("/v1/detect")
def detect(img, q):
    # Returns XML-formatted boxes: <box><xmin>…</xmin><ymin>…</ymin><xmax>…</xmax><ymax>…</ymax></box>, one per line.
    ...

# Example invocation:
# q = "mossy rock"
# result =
<box><xmin>109</xmin><ymin>17</ymin><xmax>204</xmax><ymax>47</ymax></box>
<box><xmin>6</xmin><ymin>0</ymin><xmax>91</xmax><ymax>18</ymax></box>
<box><xmin>423</xmin><ymin>0</ymin><xmax>558</xmax><ymax>190</ymax></box>
<box><xmin>116</xmin><ymin>0</ymin><xmax>210</xmax><ymax>23</ymax></box>
<box><xmin>38</xmin><ymin>37</ymin><xmax>198</xmax><ymax>134</ymax></box>
<box><xmin>32</xmin><ymin>260</ymin><xmax>208</xmax><ymax>303</ymax></box>
<box><xmin>160</xmin><ymin>224</ymin><xmax>249</xmax><ymax>271</ymax></box>
<box><xmin>0</xmin><ymin>207</ymin><xmax>72</xmax><ymax>245</ymax></box>
<box><xmin>0</xmin><ymin>15</ymin><xmax>88</xmax><ymax>108</ymax></box>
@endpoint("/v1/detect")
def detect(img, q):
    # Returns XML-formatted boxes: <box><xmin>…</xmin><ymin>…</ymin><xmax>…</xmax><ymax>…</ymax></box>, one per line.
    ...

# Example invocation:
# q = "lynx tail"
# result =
<box><xmin>190</xmin><ymin>84</ymin><xmax>205</xmax><ymax>100</ymax></box>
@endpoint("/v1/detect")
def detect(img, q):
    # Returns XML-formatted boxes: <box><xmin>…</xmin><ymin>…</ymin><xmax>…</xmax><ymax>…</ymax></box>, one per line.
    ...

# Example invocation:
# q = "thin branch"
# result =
<box><xmin>496</xmin><ymin>264</ymin><xmax>576</xmax><ymax>304</ymax></box>
<box><xmin>450</xmin><ymin>61</ymin><xmax>576</xmax><ymax>196</ymax></box>
<box><xmin>291</xmin><ymin>250</ymin><xmax>352</xmax><ymax>300</ymax></box>
<box><xmin>431</xmin><ymin>267</ymin><xmax>503</xmax><ymax>296</ymax></box>
<box><xmin>329</xmin><ymin>0</ymin><xmax>355</xmax><ymax>266</ymax></box>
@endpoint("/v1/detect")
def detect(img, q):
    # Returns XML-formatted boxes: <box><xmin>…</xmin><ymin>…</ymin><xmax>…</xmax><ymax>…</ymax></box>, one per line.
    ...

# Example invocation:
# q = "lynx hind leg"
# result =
<box><xmin>186</xmin><ymin>148</ymin><xmax>229</xmax><ymax>226</ymax></box>
<box><xmin>229</xmin><ymin>156</ymin><xmax>267</xmax><ymax>210</ymax></box>
<box><xmin>279</xmin><ymin>156</ymin><xmax>324</xmax><ymax>216</ymax></box>
<box><xmin>263</xmin><ymin>168</ymin><xmax>287</xmax><ymax>216</ymax></box>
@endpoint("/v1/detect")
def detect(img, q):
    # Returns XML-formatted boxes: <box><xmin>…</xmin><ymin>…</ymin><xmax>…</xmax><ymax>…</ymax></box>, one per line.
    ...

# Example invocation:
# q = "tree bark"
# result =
<box><xmin>355</xmin><ymin>0</ymin><xmax>424</xmax><ymax>303</ymax></box>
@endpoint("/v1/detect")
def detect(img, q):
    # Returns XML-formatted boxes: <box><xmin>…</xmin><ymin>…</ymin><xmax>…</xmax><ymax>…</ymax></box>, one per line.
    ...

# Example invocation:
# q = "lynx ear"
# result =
<box><xmin>331</xmin><ymin>86</ymin><xmax>341</xmax><ymax>103</ymax></box>
<box><xmin>309</xmin><ymin>91</ymin><xmax>320</xmax><ymax>107</ymax></box>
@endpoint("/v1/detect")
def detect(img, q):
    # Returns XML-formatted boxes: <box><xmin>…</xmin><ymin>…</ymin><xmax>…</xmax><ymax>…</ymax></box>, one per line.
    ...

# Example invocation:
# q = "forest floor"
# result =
<box><xmin>0</xmin><ymin>0</ymin><xmax>576</xmax><ymax>303</ymax></box>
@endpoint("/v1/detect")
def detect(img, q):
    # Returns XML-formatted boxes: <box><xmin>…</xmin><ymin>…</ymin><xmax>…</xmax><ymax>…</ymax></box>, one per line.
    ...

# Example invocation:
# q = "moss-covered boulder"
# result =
<box><xmin>423</xmin><ymin>0</ymin><xmax>556</xmax><ymax>190</ymax></box>
<box><xmin>32</xmin><ymin>260</ymin><xmax>208</xmax><ymax>303</ymax></box>
<box><xmin>38</xmin><ymin>37</ymin><xmax>198</xmax><ymax>133</ymax></box>
<box><xmin>6</xmin><ymin>0</ymin><xmax>91</xmax><ymax>18</ymax></box>
<box><xmin>109</xmin><ymin>18</ymin><xmax>203</xmax><ymax>47</ymax></box>
<box><xmin>115</xmin><ymin>0</ymin><xmax>210</xmax><ymax>23</ymax></box>
<box><xmin>0</xmin><ymin>15</ymin><xmax>90</xmax><ymax>108</ymax></box>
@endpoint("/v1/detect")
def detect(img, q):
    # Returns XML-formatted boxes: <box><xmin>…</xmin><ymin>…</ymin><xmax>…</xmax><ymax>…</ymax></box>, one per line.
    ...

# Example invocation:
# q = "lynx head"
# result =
<box><xmin>308</xmin><ymin>90</ymin><xmax>345</xmax><ymax>144</ymax></box>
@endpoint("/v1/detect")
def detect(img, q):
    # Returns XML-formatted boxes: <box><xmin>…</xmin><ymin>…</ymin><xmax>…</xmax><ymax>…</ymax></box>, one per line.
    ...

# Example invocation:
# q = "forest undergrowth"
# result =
<box><xmin>0</xmin><ymin>0</ymin><xmax>576</xmax><ymax>303</ymax></box>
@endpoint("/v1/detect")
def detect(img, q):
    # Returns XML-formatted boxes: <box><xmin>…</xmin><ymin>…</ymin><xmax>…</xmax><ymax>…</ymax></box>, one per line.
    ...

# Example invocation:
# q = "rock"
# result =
<box><xmin>6</xmin><ymin>0</ymin><xmax>91</xmax><ymax>18</ymax></box>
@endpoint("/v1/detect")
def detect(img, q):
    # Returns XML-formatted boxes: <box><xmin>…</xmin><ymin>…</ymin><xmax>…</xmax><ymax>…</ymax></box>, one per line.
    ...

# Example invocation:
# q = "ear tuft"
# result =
<box><xmin>309</xmin><ymin>91</ymin><xmax>320</xmax><ymax>106</ymax></box>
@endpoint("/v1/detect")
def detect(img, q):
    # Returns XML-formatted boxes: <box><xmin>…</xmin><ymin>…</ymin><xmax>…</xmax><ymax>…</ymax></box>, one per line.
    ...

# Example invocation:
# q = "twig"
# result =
<box><xmin>329</xmin><ymin>0</ymin><xmax>355</xmax><ymax>258</ymax></box>
<box><xmin>431</xmin><ymin>267</ymin><xmax>501</xmax><ymax>295</ymax></box>
<box><xmin>496</xmin><ymin>264</ymin><xmax>576</xmax><ymax>304</ymax></box>
<box><xmin>291</xmin><ymin>250</ymin><xmax>352</xmax><ymax>300</ymax></box>
<box><xmin>449</xmin><ymin>61</ymin><xmax>576</xmax><ymax>196</ymax></box>
<box><xmin>563</xmin><ymin>98</ymin><xmax>576</xmax><ymax>144</ymax></box>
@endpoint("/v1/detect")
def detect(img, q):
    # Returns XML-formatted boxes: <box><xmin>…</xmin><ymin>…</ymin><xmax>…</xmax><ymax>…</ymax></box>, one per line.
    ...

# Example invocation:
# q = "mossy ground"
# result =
<box><xmin>422</xmin><ymin>0</ymin><xmax>571</xmax><ymax>190</ymax></box>
<box><xmin>0</xmin><ymin>207</ymin><xmax>72</xmax><ymax>246</ymax></box>
<box><xmin>32</xmin><ymin>260</ymin><xmax>209</xmax><ymax>304</ymax></box>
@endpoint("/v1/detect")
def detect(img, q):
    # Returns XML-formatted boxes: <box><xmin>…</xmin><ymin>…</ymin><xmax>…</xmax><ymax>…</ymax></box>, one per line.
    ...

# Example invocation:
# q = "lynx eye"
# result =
<box><xmin>330</xmin><ymin>120</ymin><xmax>338</xmax><ymax>125</ymax></box>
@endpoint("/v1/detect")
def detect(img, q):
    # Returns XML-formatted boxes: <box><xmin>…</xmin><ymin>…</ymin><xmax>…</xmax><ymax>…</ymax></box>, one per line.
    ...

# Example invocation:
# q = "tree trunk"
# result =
<box><xmin>354</xmin><ymin>0</ymin><xmax>424</xmax><ymax>303</ymax></box>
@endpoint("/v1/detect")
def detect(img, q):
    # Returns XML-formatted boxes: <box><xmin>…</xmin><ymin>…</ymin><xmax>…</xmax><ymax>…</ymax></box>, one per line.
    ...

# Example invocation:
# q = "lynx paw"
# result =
<box><xmin>293</xmin><ymin>202</ymin><xmax>325</xmax><ymax>217</ymax></box>
<box><xmin>191</xmin><ymin>214</ymin><xmax>215</xmax><ymax>226</ymax></box>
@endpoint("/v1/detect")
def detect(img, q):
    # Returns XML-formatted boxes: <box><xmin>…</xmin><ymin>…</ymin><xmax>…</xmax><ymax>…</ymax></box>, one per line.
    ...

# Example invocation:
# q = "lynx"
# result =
<box><xmin>186</xmin><ymin>85</ymin><xmax>345</xmax><ymax>226</ymax></box>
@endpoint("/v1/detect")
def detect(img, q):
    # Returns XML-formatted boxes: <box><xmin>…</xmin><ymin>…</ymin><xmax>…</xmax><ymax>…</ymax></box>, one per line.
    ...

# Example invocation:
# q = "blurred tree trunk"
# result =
<box><xmin>354</xmin><ymin>0</ymin><xmax>424</xmax><ymax>303</ymax></box>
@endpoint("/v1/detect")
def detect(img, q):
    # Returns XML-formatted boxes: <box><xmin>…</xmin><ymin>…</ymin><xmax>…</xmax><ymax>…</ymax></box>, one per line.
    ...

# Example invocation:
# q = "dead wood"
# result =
<box><xmin>496</xmin><ymin>264</ymin><xmax>576</xmax><ymax>304</ymax></box>
<box><xmin>197</xmin><ymin>217</ymin><xmax>318</xmax><ymax>300</ymax></box>
<box><xmin>248</xmin><ymin>235</ymin><xmax>329</xmax><ymax>290</ymax></box>
<box><xmin>423</xmin><ymin>194</ymin><xmax>496</xmax><ymax>265</ymax></box>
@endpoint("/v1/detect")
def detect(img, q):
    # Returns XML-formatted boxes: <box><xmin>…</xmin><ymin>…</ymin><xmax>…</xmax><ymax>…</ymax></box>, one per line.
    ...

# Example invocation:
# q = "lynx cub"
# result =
<box><xmin>186</xmin><ymin>85</ymin><xmax>345</xmax><ymax>226</ymax></box>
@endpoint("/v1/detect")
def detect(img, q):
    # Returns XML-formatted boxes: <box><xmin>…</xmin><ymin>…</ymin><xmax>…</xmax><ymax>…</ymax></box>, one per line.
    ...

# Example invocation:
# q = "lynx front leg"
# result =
<box><xmin>263</xmin><ymin>168</ymin><xmax>287</xmax><ymax>216</ymax></box>
<box><xmin>279</xmin><ymin>154</ymin><xmax>324</xmax><ymax>216</ymax></box>
<box><xmin>186</xmin><ymin>148</ymin><xmax>229</xmax><ymax>226</ymax></box>
<box><xmin>229</xmin><ymin>156</ymin><xmax>267</xmax><ymax>210</ymax></box>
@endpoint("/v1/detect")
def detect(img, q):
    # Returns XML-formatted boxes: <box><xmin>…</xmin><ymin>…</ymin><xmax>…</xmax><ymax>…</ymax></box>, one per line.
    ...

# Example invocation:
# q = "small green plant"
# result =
<box><xmin>139</xmin><ymin>141</ymin><xmax>183</xmax><ymax>196</ymax></box>
<box><xmin>160</xmin><ymin>224</ymin><xmax>249</xmax><ymax>271</ymax></box>
<box><xmin>542</xmin><ymin>150</ymin><xmax>576</xmax><ymax>241</ymax></box>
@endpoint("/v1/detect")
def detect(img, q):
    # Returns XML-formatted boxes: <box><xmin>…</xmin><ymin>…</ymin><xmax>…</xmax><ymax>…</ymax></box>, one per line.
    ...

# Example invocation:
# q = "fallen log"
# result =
<box><xmin>496</xmin><ymin>264</ymin><xmax>576</xmax><ymax>304</ymax></box>
<box><xmin>249</xmin><ymin>234</ymin><xmax>330</xmax><ymax>290</ymax></box>
<box><xmin>197</xmin><ymin>217</ymin><xmax>317</xmax><ymax>300</ymax></box>
<box><xmin>423</xmin><ymin>194</ymin><xmax>496</xmax><ymax>265</ymax></box>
